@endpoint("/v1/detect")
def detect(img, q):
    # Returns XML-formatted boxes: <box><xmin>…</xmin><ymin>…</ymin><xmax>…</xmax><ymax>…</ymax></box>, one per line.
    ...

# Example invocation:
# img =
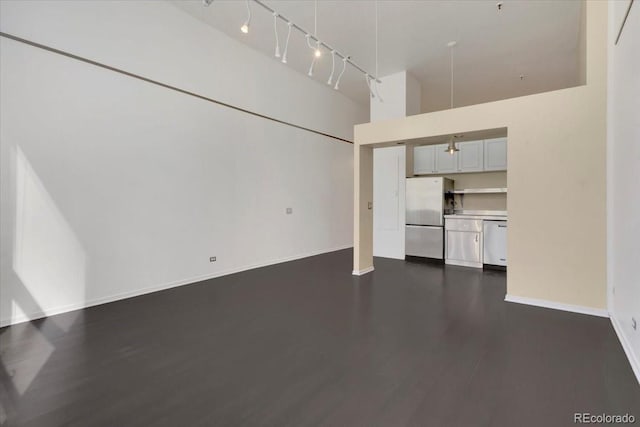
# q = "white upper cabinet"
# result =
<box><xmin>483</xmin><ymin>137</ymin><xmax>508</xmax><ymax>171</ymax></box>
<box><xmin>435</xmin><ymin>143</ymin><xmax>458</xmax><ymax>173</ymax></box>
<box><xmin>413</xmin><ymin>139</ymin><xmax>506</xmax><ymax>175</ymax></box>
<box><xmin>413</xmin><ymin>145</ymin><xmax>436</xmax><ymax>174</ymax></box>
<box><xmin>457</xmin><ymin>140</ymin><xmax>484</xmax><ymax>172</ymax></box>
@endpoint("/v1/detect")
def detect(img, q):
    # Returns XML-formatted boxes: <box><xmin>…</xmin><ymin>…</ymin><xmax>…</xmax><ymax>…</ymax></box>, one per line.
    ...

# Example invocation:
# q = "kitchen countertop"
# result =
<box><xmin>444</xmin><ymin>214</ymin><xmax>508</xmax><ymax>221</ymax></box>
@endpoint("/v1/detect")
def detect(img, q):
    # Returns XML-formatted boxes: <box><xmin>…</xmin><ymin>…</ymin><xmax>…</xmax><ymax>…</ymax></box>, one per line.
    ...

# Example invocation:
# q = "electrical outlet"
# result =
<box><xmin>286</xmin><ymin>208</ymin><xmax>293</xmax><ymax>214</ymax></box>
<box><xmin>209</xmin><ymin>256</ymin><xmax>216</xmax><ymax>262</ymax></box>
<box><xmin>632</xmin><ymin>317</ymin><xmax>637</xmax><ymax>331</ymax></box>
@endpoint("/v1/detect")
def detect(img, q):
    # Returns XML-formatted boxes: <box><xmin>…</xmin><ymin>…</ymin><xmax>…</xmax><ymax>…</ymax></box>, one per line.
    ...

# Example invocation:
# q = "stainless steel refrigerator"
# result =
<box><xmin>405</xmin><ymin>177</ymin><xmax>454</xmax><ymax>259</ymax></box>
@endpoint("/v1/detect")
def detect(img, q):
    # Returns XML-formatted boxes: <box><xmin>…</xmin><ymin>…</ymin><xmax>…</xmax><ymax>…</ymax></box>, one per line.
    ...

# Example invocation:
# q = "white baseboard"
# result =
<box><xmin>504</xmin><ymin>294</ymin><xmax>609</xmax><ymax>318</ymax></box>
<box><xmin>0</xmin><ymin>244</ymin><xmax>353</xmax><ymax>328</ymax></box>
<box><xmin>352</xmin><ymin>266</ymin><xmax>374</xmax><ymax>276</ymax></box>
<box><xmin>610</xmin><ymin>314</ymin><xmax>640</xmax><ymax>385</ymax></box>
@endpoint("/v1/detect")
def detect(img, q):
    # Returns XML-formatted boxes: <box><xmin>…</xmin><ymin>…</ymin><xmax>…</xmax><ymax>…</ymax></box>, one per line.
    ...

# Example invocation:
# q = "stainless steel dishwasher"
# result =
<box><xmin>483</xmin><ymin>220</ymin><xmax>507</xmax><ymax>266</ymax></box>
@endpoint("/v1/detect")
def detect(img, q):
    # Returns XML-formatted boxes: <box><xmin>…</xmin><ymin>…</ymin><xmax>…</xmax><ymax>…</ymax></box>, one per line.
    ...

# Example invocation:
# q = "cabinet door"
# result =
<box><xmin>446</xmin><ymin>230</ymin><xmax>481</xmax><ymax>263</ymax></box>
<box><xmin>413</xmin><ymin>145</ymin><xmax>436</xmax><ymax>174</ymax></box>
<box><xmin>484</xmin><ymin>138</ymin><xmax>507</xmax><ymax>171</ymax></box>
<box><xmin>435</xmin><ymin>143</ymin><xmax>458</xmax><ymax>173</ymax></box>
<box><xmin>457</xmin><ymin>141</ymin><xmax>484</xmax><ymax>172</ymax></box>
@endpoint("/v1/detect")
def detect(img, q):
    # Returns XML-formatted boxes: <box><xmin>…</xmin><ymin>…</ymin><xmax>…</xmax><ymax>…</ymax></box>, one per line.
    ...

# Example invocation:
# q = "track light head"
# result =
<box><xmin>281</xmin><ymin>22</ymin><xmax>293</xmax><ymax>64</ymax></box>
<box><xmin>240</xmin><ymin>0</ymin><xmax>251</xmax><ymax>34</ymax></box>
<box><xmin>327</xmin><ymin>50</ymin><xmax>336</xmax><ymax>85</ymax></box>
<box><xmin>365</xmin><ymin>74</ymin><xmax>375</xmax><ymax>99</ymax></box>
<box><xmin>334</xmin><ymin>56</ymin><xmax>349</xmax><ymax>90</ymax></box>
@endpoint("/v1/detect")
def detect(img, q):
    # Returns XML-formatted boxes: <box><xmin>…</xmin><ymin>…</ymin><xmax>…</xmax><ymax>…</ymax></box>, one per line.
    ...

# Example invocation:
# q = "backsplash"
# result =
<box><xmin>443</xmin><ymin>171</ymin><xmax>507</xmax><ymax>212</ymax></box>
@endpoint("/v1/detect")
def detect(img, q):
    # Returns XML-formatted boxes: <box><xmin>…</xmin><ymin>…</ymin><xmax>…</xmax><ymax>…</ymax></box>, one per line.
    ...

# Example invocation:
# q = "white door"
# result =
<box><xmin>435</xmin><ymin>143</ymin><xmax>458</xmax><ymax>173</ymax></box>
<box><xmin>373</xmin><ymin>146</ymin><xmax>406</xmax><ymax>259</ymax></box>
<box><xmin>457</xmin><ymin>141</ymin><xmax>484</xmax><ymax>172</ymax></box>
<box><xmin>484</xmin><ymin>138</ymin><xmax>508</xmax><ymax>171</ymax></box>
<box><xmin>413</xmin><ymin>145</ymin><xmax>435</xmax><ymax>174</ymax></box>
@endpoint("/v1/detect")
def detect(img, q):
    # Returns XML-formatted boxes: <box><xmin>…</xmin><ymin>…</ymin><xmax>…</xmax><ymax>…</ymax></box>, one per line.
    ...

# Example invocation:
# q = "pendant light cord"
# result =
<box><xmin>373</xmin><ymin>1</ymin><xmax>383</xmax><ymax>101</ymax></box>
<box><xmin>375</xmin><ymin>1</ymin><xmax>378</xmax><ymax>79</ymax></box>
<box><xmin>450</xmin><ymin>45</ymin><xmax>454</xmax><ymax>109</ymax></box>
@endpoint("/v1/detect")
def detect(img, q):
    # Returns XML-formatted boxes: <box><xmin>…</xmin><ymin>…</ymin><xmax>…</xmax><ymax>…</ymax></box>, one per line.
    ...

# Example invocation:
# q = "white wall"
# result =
<box><xmin>370</xmin><ymin>71</ymin><xmax>421</xmax><ymax>122</ymax></box>
<box><xmin>608</xmin><ymin>0</ymin><xmax>640</xmax><ymax>382</ymax></box>
<box><xmin>373</xmin><ymin>146</ymin><xmax>406</xmax><ymax>259</ymax></box>
<box><xmin>0</xmin><ymin>1</ymin><xmax>367</xmax><ymax>326</ymax></box>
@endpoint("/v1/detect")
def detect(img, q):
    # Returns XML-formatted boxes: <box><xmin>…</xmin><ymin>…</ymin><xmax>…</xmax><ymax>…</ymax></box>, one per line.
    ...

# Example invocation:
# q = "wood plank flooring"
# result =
<box><xmin>1</xmin><ymin>249</ymin><xmax>638</xmax><ymax>426</ymax></box>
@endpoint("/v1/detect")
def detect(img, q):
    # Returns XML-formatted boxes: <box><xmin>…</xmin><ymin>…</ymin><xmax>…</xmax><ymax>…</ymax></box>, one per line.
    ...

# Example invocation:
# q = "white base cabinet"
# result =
<box><xmin>445</xmin><ymin>218</ymin><xmax>483</xmax><ymax>268</ymax></box>
<box><xmin>445</xmin><ymin>217</ymin><xmax>507</xmax><ymax>268</ymax></box>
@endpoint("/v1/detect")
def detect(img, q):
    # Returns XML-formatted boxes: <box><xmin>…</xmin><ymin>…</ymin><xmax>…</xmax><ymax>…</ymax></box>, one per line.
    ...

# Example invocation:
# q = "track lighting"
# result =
<box><xmin>281</xmin><ymin>22</ymin><xmax>292</xmax><ymax>64</ymax></box>
<box><xmin>213</xmin><ymin>0</ymin><xmax>381</xmax><ymax>94</ymax></box>
<box><xmin>373</xmin><ymin>80</ymin><xmax>384</xmax><ymax>102</ymax></box>
<box><xmin>365</xmin><ymin>74</ymin><xmax>375</xmax><ymax>99</ymax></box>
<box><xmin>327</xmin><ymin>50</ymin><xmax>336</xmax><ymax>85</ymax></box>
<box><xmin>334</xmin><ymin>56</ymin><xmax>348</xmax><ymax>90</ymax></box>
<box><xmin>273</xmin><ymin>12</ymin><xmax>280</xmax><ymax>57</ymax></box>
<box><xmin>240</xmin><ymin>0</ymin><xmax>251</xmax><ymax>34</ymax></box>
<box><xmin>305</xmin><ymin>35</ymin><xmax>317</xmax><ymax>77</ymax></box>
<box><xmin>308</xmin><ymin>56</ymin><xmax>316</xmax><ymax>77</ymax></box>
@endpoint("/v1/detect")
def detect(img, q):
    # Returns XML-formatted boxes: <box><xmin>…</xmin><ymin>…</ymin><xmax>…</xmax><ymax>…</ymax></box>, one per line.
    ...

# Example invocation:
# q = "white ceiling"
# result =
<box><xmin>174</xmin><ymin>0</ymin><xmax>584</xmax><ymax>112</ymax></box>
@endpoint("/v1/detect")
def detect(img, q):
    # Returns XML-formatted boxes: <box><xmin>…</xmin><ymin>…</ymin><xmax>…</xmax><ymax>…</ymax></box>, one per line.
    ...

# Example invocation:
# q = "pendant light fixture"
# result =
<box><xmin>446</xmin><ymin>41</ymin><xmax>459</xmax><ymax>155</ymax></box>
<box><xmin>240</xmin><ymin>0</ymin><xmax>251</xmax><ymax>34</ymax></box>
<box><xmin>446</xmin><ymin>137</ymin><xmax>460</xmax><ymax>154</ymax></box>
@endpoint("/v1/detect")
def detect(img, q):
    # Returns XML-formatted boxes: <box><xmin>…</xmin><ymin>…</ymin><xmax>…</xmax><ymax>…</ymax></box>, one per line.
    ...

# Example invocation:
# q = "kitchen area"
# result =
<box><xmin>373</xmin><ymin>133</ymin><xmax>507</xmax><ymax>270</ymax></box>
<box><xmin>407</xmin><ymin>135</ymin><xmax>507</xmax><ymax>269</ymax></box>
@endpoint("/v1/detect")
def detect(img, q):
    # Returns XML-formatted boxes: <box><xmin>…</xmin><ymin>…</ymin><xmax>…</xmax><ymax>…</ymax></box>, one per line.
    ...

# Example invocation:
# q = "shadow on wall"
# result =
<box><xmin>0</xmin><ymin>145</ymin><xmax>87</xmax><ymax>420</ymax></box>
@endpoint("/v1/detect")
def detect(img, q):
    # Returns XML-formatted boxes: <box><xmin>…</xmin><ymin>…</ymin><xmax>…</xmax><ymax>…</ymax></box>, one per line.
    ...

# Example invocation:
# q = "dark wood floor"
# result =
<box><xmin>1</xmin><ymin>249</ymin><xmax>638</xmax><ymax>427</ymax></box>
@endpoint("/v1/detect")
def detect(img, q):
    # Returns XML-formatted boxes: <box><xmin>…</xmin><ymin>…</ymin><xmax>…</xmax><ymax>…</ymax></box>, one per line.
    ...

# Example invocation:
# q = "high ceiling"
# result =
<box><xmin>174</xmin><ymin>0</ymin><xmax>584</xmax><ymax>113</ymax></box>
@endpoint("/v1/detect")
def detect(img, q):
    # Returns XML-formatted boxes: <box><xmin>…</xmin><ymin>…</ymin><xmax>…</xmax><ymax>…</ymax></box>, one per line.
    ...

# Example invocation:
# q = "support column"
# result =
<box><xmin>370</xmin><ymin>71</ymin><xmax>422</xmax><ymax>122</ymax></box>
<box><xmin>353</xmin><ymin>143</ymin><xmax>374</xmax><ymax>275</ymax></box>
